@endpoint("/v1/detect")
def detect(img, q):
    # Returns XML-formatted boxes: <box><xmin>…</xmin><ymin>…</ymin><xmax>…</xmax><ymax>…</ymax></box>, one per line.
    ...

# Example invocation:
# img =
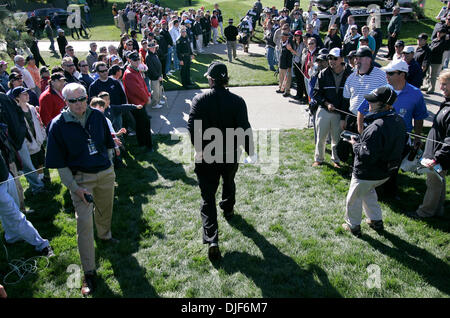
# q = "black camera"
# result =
<box><xmin>340</xmin><ymin>130</ymin><xmax>360</xmax><ymax>141</ymax></box>
<box><xmin>84</xmin><ymin>193</ymin><xmax>94</xmax><ymax>203</ymax></box>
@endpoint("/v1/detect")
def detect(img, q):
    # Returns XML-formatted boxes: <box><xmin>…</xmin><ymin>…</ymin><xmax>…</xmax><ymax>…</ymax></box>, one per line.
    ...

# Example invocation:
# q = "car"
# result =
<box><xmin>311</xmin><ymin>0</ymin><xmax>399</xmax><ymax>12</ymax></box>
<box><xmin>30</xmin><ymin>7</ymin><xmax>71</xmax><ymax>27</ymax></box>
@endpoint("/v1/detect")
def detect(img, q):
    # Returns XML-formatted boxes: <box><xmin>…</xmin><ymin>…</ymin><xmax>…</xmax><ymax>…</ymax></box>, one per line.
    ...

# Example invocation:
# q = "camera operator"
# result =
<box><xmin>342</xmin><ymin>87</ymin><xmax>406</xmax><ymax>237</ymax></box>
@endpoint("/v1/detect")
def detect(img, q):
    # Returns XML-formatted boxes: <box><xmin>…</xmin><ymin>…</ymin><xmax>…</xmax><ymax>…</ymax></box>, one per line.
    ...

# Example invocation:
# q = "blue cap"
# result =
<box><xmin>12</xmin><ymin>86</ymin><xmax>29</xmax><ymax>99</ymax></box>
<box><xmin>185</xmin><ymin>19</ymin><xmax>191</xmax><ymax>24</ymax></box>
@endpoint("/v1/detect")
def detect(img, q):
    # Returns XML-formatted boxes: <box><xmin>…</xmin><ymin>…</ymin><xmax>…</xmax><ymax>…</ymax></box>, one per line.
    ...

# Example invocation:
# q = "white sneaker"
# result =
<box><xmin>167</xmin><ymin>70</ymin><xmax>174</xmax><ymax>75</ymax></box>
<box><xmin>152</xmin><ymin>104</ymin><xmax>163</xmax><ymax>109</ymax></box>
<box><xmin>159</xmin><ymin>100</ymin><xmax>165</xmax><ymax>104</ymax></box>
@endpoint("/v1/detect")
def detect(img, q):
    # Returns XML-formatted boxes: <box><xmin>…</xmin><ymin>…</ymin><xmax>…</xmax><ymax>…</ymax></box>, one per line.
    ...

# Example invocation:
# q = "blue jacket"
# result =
<box><xmin>46</xmin><ymin>107</ymin><xmax>115</xmax><ymax>174</ymax></box>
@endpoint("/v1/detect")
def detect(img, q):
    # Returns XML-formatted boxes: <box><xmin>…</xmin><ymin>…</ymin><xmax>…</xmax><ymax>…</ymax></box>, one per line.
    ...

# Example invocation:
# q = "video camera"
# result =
<box><xmin>340</xmin><ymin>130</ymin><xmax>360</xmax><ymax>142</ymax></box>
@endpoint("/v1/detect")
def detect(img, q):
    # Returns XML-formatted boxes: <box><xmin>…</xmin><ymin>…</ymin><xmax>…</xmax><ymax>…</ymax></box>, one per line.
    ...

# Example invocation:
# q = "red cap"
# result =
<box><xmin>294</xmin><ymin>30</ymin><xmax>303</xmax><ymax>36</ymax></box>
<box><xmin>161</xmin><ymin>19</ymin><xmax>167</xmax><ymax>24</ymax></box>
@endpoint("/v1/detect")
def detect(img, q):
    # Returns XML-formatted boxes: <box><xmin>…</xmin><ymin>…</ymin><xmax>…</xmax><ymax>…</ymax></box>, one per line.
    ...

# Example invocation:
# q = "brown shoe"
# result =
<box><xmin>332</xmin><ymin>162</ymin><xmax>341</xmax><ymax>169</ymax></box>
<box><xmin>312</xmin><ymin>161</ymin><xmax>322</xmax><ymax>167</ymax></box>
<box><xmin>342</xmin><ymin>223</ymin><xmax>362</xmax><ymax>237</ymax></box>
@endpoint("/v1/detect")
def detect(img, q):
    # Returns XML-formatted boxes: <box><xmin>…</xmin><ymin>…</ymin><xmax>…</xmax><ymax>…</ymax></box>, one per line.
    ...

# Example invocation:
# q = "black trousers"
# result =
<box><xmin>387</xmin><ymin>33</ymin><xmax>398</xmax><ymax>58</ymax></box>
<box><xmin>195</xmin><ymin>162</ymin><xmax>239</xmax><ymax>244</ymax></box>
<box><xmin>294</xmin><ymin>63</ymin><xmax>306</xmax><ymax>99</ymax></box>
<box><xmin>160</xmin><ymin>54</ymin><xmax>167</xmax><ymax>76</ymax></box>
<box><xmin>130</xmin><ymin>107</ymin><xmax>152</xmax><ymax>149</ymax></box>
<box><xmin>180</xmin><ymin>57</ymin><xmax>191</xmax><ymax>87</ymax></box>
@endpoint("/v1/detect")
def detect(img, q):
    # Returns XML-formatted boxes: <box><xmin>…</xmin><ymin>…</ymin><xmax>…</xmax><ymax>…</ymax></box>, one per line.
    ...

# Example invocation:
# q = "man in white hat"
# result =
<box><xmin>356</xmin><ymin>59</ymin><xmax>428</xmax><ymax>200</ymax></box>
<box><xmin>402</xmin><ymin>46</ymin><xmax>423</xmax><ymax>88</ymax></box>
<box><xmin>312</xmin><ymin>47</ymin><xmax>353</xmax><ymax>168</ymax></box>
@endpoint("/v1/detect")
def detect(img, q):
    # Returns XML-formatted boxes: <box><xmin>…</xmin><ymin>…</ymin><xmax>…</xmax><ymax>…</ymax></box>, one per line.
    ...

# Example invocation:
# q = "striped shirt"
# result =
<box><xmin>343</xmin><ymin>66</ymin><xmax>387</xmax><ymax>114</ymax></box>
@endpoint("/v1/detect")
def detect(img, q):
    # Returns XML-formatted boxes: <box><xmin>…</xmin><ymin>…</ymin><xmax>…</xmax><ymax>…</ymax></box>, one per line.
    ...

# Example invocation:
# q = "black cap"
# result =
<box><xmin>128</xmin><ymin>51</ymin><xmax>140</xmax><ymax>60</ymax></box>
<box><xmin>355</xmin><ymin>46</ymin><xmax>372</xmax><ymax>58</ymax></box>
<box><xmin>417</xmin><ymin>33</ymin><xmax>428</xmax><ymax>40</ymax></box>
<box><xmin>204</xmin><ymin>61</ymin><xmax>228</xmax><ymax>80</ymax></box>
<box><xmin>359</xmin><ymin>36</ymin><xmax>369</xmax><ymax>42</ymax></box>
<box><xmin>364</xmin><ymin>86</ymin><xmax>397</xmax><ymax>105</ymax></box>
<box><xmin>50</xmin><ymin>72</ymin><xmax>66</xmax><ymax>81</ymax></box>
<box><xmin>9</xmin><ymin>72</ymin><xmax>22</xmax><ymax>81</ymax></box>
<box><xmin>11</xmin><ymin>86</ymin><xmax>29</xmax><ymax>98</ymax></box>
<box><xmin>317</xmin><ymin>54</ymin><xmax>328</xmax><ymax>61</ymax></box>
<box><xmin>26</xmin><ymin>55</ymin><xmax>35</xmax><ymax>62</ymax></box>
<box><xmin>347</xmin><ymin>50</ymin><xmax>357</xmax><ymax>58</ymax></box>
<box><xmin>318</xmin><ymin>48</ymin><xmax>329</xmax><ymax>55</ymax></box>
<box><xmin>395</xmin><ymin>40</ymin><xmax>405</xmax><ymax>47</ymax></box>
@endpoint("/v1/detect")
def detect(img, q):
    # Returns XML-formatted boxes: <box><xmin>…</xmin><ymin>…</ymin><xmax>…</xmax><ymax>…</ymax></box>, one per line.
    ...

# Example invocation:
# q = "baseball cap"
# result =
<box><xmin>319</xmin><ymin>48</ymin><xmax>329</xmax><ymax>55</ymax></box>
<box><xmin>328</xmin><ymin>47</ymin><xmax>341</xmax><ymax>58</ymax></box>
<box><xmin>403</xmin><ymin>46</ymin><xmax>415</xmax><ymax>54</ymax></box>
<box><xmin>347</xmin><ymin>50</ymin><xmax>357</xmax><ymax>58</ymax></box>
<box><xmin>161</xmin><ymin>19</ymin><xmax>167</xmax><ymax>24</ymax></box>
<box><xmin>228</xmin><ymin>18</ymin><xmax>233</xmax><ymax>23</ymax></box>
<box><xmin>382</xmin><ymin>59</ymin><xmax>409</xmax><ymax>73</ymax></box>
<box><xmin>350</xmin><ymin>25</ymin><xmax>358</xmax><ymax>30</ymax></box>
<box><xmin>50</xmin><ymin>72</ymin><xmax>66</xmax><ymax>81</ymax></box>
<box><xmin>394</xmin><ymin>40</ymin><xmax>405</xmax><ymax>47</ymax></box>
<box><xmin>355</xmin><ymin>46</ymin><xmax>372</xmax><ymax>58</ymax></box>
<box><xmin>282</xmin><ymin>31</ymin><xmax>290</xmax><ymax>36</ymax></box>
<box><xmin>417</xmin><ymin>33</ymin><xmax>428</xmax><ymax>40</ymax></box>
<box><xmin>317</xmin><ymin>54</ymin><xmax>328</xmax><ymax>61</ymax></box>
<box><xmin>9</xmin><ymin>72</ymin><xmax>22</xmax><ymax>81</ymax></box>
<box><xmin>204</xmin><ymin>61</ymin><xmax>228</xmax><ymax>80</ymax></box>
<box><xmin>294</xmin><ymin>30</ymin><xmax>302</xmax><ymax>36</ymax></box>
<box><xmin>148</xmin><ymin>41</ymin><xmax>159</xmax><ymax>48</ymax></box>
<box><xmin>364</xmin><ymin>86</ymin><xmax>397</xmax><ymax>105</ymax></box>
<box><xmin>185</xmin><ymin>19</ymin><xmax>192</xmax><ymax>24</ymax></box>
<box><xmin>11</xmin><ymin>86</ymin><xmax>29</xmax><ymax>99</ymax></box>
<box><xmin>127</xmin><ymin>51</ymin><xmax>140</xmax><ymax>60</ymax></box>
<box><xmin>0</xmin><ymin>60</ymin><xmax>7</xmax><ymax>66</ymax></box>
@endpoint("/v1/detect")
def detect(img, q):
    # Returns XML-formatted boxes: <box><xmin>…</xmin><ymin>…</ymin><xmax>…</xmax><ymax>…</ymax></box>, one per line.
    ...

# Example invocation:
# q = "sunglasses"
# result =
<box><xmin>80</xmin><ymin>64</ymin><xmax>88</xmax><ymax>67</ymax></box>
<box><xmin>327</xmin><ymin>56</ymin><xmax>339</xmax><ymax>61</ymax></box>
<box><xmin>386</xmin><ymin>71</ymin><xmax>400</xmax><ymax>76</ymax></box>
<box><xmin>67</xmin><ymin>96</ymin><xmax>87</xmax><ymax>103</ymax></box>
<box><xmin>65</xmin><ymin>64</ymin><xmax>75</xmax><ymax>67</ymax></box>
<box><xmin>98</xmin><ymin>69</ymin><xmax>108</xmax><ymax>73</ymax></box>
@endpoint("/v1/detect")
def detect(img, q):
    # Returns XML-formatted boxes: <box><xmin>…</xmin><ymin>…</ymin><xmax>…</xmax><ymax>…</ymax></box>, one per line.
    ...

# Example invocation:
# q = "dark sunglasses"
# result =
<box><xmin>67</xmin><ymin>96</ymin><xmax>87</xmax><ymax>104</ymax></box>
<box><xmin>386</xmin><ymin>71</ymin><xmax>400</xmax><ymax>76</ymax></box>
<box><xmin>98</xmin><ymin>69</ymin><xmax>108</xmax><ymax>73</ymax></box>
<box><xmin>65</xmin><ymin>64</ymin><xmax>75</xmax><ymax>67</ymax></box>
<box><xmin>327</xmin><ymin>56</ymin><xmax>339</xmax><ymax>61</ymax></box>
<box><xmin>80</xmin><ymin>64</ymin><xmax>88</xmax><ymax>67</ymax></box>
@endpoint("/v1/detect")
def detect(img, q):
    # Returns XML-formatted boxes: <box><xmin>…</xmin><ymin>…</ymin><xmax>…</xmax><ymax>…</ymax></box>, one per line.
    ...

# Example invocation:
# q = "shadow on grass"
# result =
<box><xmin>215</xmin><ymin>215</ymin><xmax>342</xmax><ymax>297</ymax></box>
<box><xmin>362</xmin><ymin>231</ymin><xmax>450</xmax><ymax>295</ymax></box>
<box><xmin>92</xmin><ymin>146</ymin><xmax>163</xmax><ymax>297</ymax></box>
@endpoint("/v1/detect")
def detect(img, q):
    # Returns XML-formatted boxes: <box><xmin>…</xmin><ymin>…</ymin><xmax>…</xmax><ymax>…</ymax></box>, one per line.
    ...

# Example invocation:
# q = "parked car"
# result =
<box><xmin>30</xmin><ymin>8</ymin><xmax>71</xmax><ymax>27</ymax></box>
<box><xmin>312</xmin><ymin>0</ymin><xmax>399</xmax><ymax>12</ymax></box>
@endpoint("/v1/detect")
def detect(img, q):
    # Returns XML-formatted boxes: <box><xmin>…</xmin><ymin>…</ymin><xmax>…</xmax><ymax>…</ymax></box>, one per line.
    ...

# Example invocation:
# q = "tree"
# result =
<box><xmin>0</xmin><ymin>4</ymin><xmax>29</xmax><ymax>59</ymax></box>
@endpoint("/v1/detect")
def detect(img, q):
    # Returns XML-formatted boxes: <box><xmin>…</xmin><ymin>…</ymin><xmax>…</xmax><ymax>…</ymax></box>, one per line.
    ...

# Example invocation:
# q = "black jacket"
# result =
<box><xmin>155</xmin><ymin>34</ymin><xmax>169</xmax><ymax>56</ymax></box>
<box><xmin>193</xmin><ymin>21</ymin><xmax>203</xmax><ymax>36</ymax></box>
<box><xmin>187</xmin><ymin>87</ymin><xmax>254</xmax><ymax>163</ymax></box>
<box><xmin>414</xmin><ymin>44</ymin><xmax>431</xmax><ymax>72</ymax></box>
<box><xmin>160</xmin><ymin>29</ymin><xmax>173</xmax><ymax>47</ymax></box>
<box><xmin>0</xmin><ymin>152</ymin><xmax>8</xmax><ymax>183</ymax></box>
<box><xmin>313</xmin><ymin>65</ymin><xmax>353</xmax><ymax>120</ymax></box>
<box><xmin>323</xmin><ymin>34</ymin><xmax>342</xmax><ymax>51</ymax></box>
<box><xmin>423</xmin><ymin>99</ymin><xmax>450</xmax><ymax>170</ymax></box>
<box><xmin>353</xmin><ymin>110</ymin><xmax>406</xmax><ymax>180</ymax></box>
<box><xmin>57</xmin><ymin>35</ymin><xmax>68</xmax><ymax>55</ymax></box>
<box><xmin>0</xmin><ymin>93</ymin><xmax>28</xmax><ymax>151</ymax></box>
<box><xmin>224</xmin><ymin>25</ymin><xmax>239</xmax><ymax>42</ymax></box>
<box><xmin>429</xmin><ymin>36</ymin><xmax>450</xmax><ymax>64</ymax></box>
<box><xmin>145</xmin><ymin>51</ymin><xmax>162</xmax><ymax>80</ymax></box>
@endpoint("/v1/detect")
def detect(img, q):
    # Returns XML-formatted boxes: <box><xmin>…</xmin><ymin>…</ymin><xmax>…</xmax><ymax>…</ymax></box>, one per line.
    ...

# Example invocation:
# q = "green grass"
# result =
<box><xmin>1</xmin><ymin>129</ymin><xmax>449</xmax><ymax>298</ymax></box>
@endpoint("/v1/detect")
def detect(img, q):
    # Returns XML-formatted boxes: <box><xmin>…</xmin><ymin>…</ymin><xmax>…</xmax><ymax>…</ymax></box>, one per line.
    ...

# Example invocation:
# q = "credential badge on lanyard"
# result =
<box><xmin>87</xmin><ymin>138</ymin><xmax>98</xmax><ymax>155</ymax></box>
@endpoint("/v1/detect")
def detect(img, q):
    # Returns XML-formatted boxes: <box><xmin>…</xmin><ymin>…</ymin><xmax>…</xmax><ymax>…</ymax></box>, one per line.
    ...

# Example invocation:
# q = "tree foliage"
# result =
<box><xmin>0</xmin><ymin>4</ymin><xmax>29</xmax><ymax>58</ymax></box>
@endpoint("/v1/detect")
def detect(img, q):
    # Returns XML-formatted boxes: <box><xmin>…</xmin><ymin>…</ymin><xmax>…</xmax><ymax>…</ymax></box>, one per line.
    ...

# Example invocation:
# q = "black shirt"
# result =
<box><xmin>224</xmin><ymin>25</ymin><xmax>239</xmax><ymax>41</ymax></box>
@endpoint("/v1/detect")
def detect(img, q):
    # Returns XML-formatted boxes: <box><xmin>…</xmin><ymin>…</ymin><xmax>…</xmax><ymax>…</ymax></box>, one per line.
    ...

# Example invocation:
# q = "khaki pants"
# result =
<box><xmin>314</xmin><ymin>107</ymin><xmax>342</xmax><ymax>163</ymax></box>
<box><xmin>424</xmin><ymin>63</ymin><xmax>441</xmax><ymax>92</ymax></box>
<box><xmin>345</xmin><ymin>176</ymin><xmax>389</xmax><ymax>228</ymax></box>
<box><xmin>226</xmin><ymin>41</ymin><xmax>237</xmax><ymax>62</ymax></box>
<box><xmin>70</xmin><ymin>167</ymin><xmax>115</xmax><ymax>273</ymax></box>
<box><xmin>416</xmin><ymin>170</ymin><xmax>447</xmax><ymax>217</ymax></box>
<box><xmin>279</xmin><ymin>68</ymin><xmax>292</xmax><ymax>94</ymax></box>
<box><xmin>149</xmin><ymin>79</ymin><xmax>161</xmax><ymax>107</ymax></box>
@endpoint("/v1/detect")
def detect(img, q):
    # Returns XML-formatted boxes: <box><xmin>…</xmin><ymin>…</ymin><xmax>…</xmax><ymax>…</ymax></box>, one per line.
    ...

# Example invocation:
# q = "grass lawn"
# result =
<box><xmin>1</xmin><ymin>129</ymin><xmax>449</xmax><ymax>298</ymax></box>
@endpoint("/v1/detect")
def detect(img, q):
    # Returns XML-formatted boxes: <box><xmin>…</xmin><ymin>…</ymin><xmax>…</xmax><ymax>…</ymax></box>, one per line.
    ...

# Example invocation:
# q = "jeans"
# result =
<box><xmin>18</xmin><ymin>141</ymin><xmax>44</xmax><ymax>193</ymax></box>
<box><xmin>172</xmin><ymin>45</ymin><xmax>179</xmax><ymax>70</ymax></box>
<box><xmin>0</xmin><ymin>174</ymin><xmax>49</xmax><ymax>251</ymax></box>
<box><xmin>266</xmin><ymin>46</ymin><xmax>276</xmax><ymax>71</ymax></box>
<box><xmin>166</xmin><ymin>46</ymin><xmax>173</xmax><ymax>74</ymax></box>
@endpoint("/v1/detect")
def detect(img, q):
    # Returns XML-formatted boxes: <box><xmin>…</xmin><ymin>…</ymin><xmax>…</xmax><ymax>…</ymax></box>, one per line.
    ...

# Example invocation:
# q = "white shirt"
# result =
<box><xmin>169</xmin><ymin>26</ymin><xmax>180</xmax><ymax>43</ymax></box>
<box><xmin>15</xmin><ymin>64</ymin><xmax>35</xmax><ymax>89</ymax></box>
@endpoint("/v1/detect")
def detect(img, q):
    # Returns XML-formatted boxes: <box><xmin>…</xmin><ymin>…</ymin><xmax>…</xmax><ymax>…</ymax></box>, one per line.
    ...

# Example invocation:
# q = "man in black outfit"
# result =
<box><xmin>177</xmin><ymin>27</ymin><xmax>195</xmax><ymax>89</ymax></box>
<box><xmin>187</xmin><ymin>62</ymin><xmax>255</xmax><ymax>261</ymax></box>
<box><xmin>224</xmin><ymin>19</ymin><xmax>239</xmax><ymax>62</ymax></box>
